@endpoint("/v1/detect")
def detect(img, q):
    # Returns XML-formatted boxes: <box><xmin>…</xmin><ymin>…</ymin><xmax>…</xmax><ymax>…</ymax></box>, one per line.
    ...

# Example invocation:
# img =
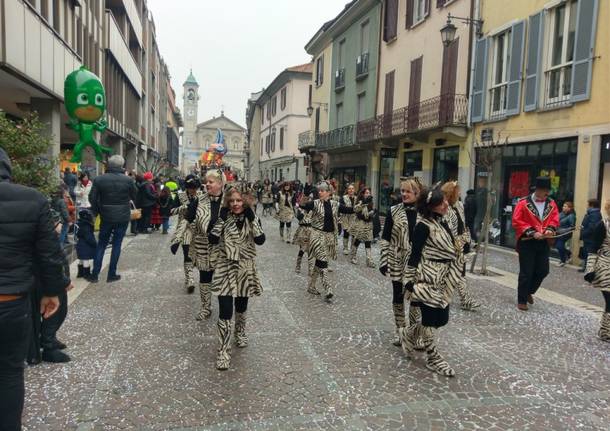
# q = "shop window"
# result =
<box><xmin>433</xmin><ymin>146</ymin><xmax>459</xmax><ymax>183</ymax></box>
<box><xmin>403</xmin><ymin>150</ymin><xmax>423</xmax><ymax>177</ymax></box>
<box><xmin>541</xmin><ymin>142</ymin><xmax>554</xmax><ymax>155</ymax></box>
<box><xmin>555</xmin><ymin>140</ymin><xmax>569</xmax><ymax>154</ymax></box>
<box><xmin>515</xmin><ymin>145</ymin><xmax>526</xmax><ymax>157</ymax></box>
<box><xmin>527</xmin><ymin>144</ymin><xmax>539</xmax><ymax>157</ymax></box>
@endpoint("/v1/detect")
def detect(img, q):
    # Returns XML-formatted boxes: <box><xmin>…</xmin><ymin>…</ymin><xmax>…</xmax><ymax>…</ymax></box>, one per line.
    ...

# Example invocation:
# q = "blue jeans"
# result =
<box><xmin>92</xmin><ymin>222</ymin><xmax>128</xmax><ymax>278</ymax></box>
<box><xmin>162</xmin><ymin>218</ymin><xmax>170</xmax><ymax>232</ymax></box>
<box><xmin>555</xmin><ymin>238</ymin><xmax>571</xmax><ymax>263</ymax></box>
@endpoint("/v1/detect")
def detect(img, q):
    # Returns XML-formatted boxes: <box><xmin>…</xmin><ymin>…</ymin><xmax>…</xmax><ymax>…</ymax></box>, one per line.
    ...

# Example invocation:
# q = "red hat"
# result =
<box><xmin>143</xmin><ymin>171</ymin><xmax>153</xmax><ymax>181</ymax></box>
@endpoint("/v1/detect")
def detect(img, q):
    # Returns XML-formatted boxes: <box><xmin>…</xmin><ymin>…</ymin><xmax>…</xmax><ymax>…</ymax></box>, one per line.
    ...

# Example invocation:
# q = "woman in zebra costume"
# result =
<box><xmin>299</xmin><ymin>181</ymin><xmax>353</xmax><ymax>301</ymax></box>
<box><xmin>169</xmin><ymin>175</ymin><xmax>201</xmax><ymax>294</ymax></box>
<box><xmin>339</xmin><ymin>184</ymin><xmax>357</xmax><ymax>255</ymax></box>
<box><xmin>441</xmin><ymin>182</ymin><xmax>480</xmax><ymax>311</ymax></box>
<box><xmin>350</xmin><ymin>187</ymin><xmax>376</xmax><ymax>268</ymax></box>
<box><xmin>583</xmin><ymin>199</ymin><xmax>610</xmax><ymax>342</ymax></box>
<box><xmin>184</xmin><ymin>169</ymin><xmax>225</xmax><ymax>321</ymax></box>
<box><xmin>293</xmin><ymin>195</ymin><xmax>313</xmax><ymax>274</ymax></box>
<box><xmin>275</xmin><ymin>182</ymin><xmax>295</xmax><ymax>243</ymax></box>
<box><xmin>399</xmin><ymin>185</ymin><xmax>461</xmax><ymax>377</ymax></box>
<box><xmin>208</xmin><ymin>186</ymin><xmax>266</xmax><ymax>370</ymax></box>
<box><xmin>261</xmin><ymin>179</ymin><xmax>274</xmax><ymax>217</ymax></box>
<box><xmin>379</xmin><ymin>178</ymin><xmax>424</xmax><ymax>348</ymax></box>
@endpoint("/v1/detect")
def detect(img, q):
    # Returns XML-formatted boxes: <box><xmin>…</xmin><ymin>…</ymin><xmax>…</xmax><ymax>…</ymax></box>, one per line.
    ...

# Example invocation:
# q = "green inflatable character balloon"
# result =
<box><xmin>64</xmin><ymin>66</ymin><xmax>111</xmax><ymax>162</ymax></box>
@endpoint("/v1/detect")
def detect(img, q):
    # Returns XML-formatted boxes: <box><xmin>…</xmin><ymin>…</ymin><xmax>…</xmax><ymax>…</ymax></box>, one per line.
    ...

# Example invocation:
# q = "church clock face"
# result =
<box><xmin>188</xmin><ymin>109</ymin><xmax>195</xmax><ymax>117</ymax></box>
<box><xmin>187</xmin><ymin>89</ymin><xmax>195</xmax><ymax>102</ymax></box>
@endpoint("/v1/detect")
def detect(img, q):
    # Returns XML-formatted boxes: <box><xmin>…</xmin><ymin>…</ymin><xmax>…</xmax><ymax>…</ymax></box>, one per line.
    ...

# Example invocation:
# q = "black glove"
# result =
<box><xmin>244</xmin><ymin>207</ymin><xmax>255</xmax><ymax>222</ymax></box>
<box><xmin>404</xmin><ymin>282</ymin><xmax>414</xmax><ymax>293</ymax></box>
<box><xmin>584</xmin><ymin>272</ymin><xmax>595</xmax><ymax>283</ymax></box>
<box><xmin>464</xmin><ymin>243</ymin><xmax>471</xmax><ymax>254</ymax></box>
<box><xmin>185</xmin><ymin>198</ymin><xmax>198</xmax><ymax>223</ymax></box>
<box><xmin>219</xmin><ymin>207</ymin><xmax>229</xmax><ymax>221</ymax></box>
<box><xmin>379</xmin><ymin>265</ymin><xmax>388</xmax><ymax>276</ymax></box>
<box><xmin>338</xmin><ymin>223</ymin><xmax>343</xmax><ymax>235</ymax></box>
<box><xmin>170</xmin><ymin>243</ymin><xmax>179</xmax><ymax>255</ymax></box>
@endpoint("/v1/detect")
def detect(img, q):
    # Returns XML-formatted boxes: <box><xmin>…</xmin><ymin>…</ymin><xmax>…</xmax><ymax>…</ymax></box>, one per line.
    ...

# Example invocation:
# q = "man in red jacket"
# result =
<box><xmin>512</xmin><ymin>177</ymin><xmax>560</xmax><ymax>311</ymax></box>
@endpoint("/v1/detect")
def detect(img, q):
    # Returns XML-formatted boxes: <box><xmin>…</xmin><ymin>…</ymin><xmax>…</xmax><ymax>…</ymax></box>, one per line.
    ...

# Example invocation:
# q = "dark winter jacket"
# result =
<box><xmin>138</xmin><ymin>181</ymin><xmax>157</xmax><ymax>208</ymax></box>
<box><xmin>558</xmin><ymin>211</ymin><xmax>576</xmax><ymax>239</ymax></box>
<box><xmin>89</xmin><ymin>167</ymin><xmax>137</xmax><ymax>224</ymax></box>
<box><xmin>63</xmin><ymin>171</ymin><xmax>77</xmax><ymax>197</ymax></box>
<box><xmin>75</xmin><ymin>210</ymin><xmax>97</xmax><ymax>260</ymax></box>
<box><xmin>464</xmin><ymin>190</ymin><xmax>477</xmax><ymax>226</ymax></box>
<box><xmin>581</xmin><ymin>208</ymin><xmax>602</xmax><ymax>249</ymax></box>
<box><xmin>158</xmin><ymin>194</ymin><xmax>173</xmax><ymax>218</ymax></box>
<box><xmin>0</xmin><ymin>148</ymin><xmax>70</xmax><ymax>296</ymax></box>
<box><xmin>51</xmin><ymin>195</ymin><xmax>70</xmax><ymax>224</ymax></box>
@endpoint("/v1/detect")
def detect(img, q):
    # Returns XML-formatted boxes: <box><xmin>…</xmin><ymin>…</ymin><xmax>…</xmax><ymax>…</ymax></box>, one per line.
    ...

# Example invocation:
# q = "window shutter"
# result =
<box><xmin>470</xmin><ymin>38</ymin><xmax>489</xmax><ymax>123</ymax></box>
<box><xmin>406</xmin><ymin>0</ymin><xmax>413</xmax><ymax>29</ymax></box>
<box><xmin>506</xmin><ymin>20</ymin><xmax>525</xmax><ymax>116</ymax></box>
<box><xmin>571</xmin><ymin>0</ymin><xmax>599</xmax><ymax>103</ymax></box>
<box><xmin>384</xmin><ymin>71</ymin><xmax>395</xmax><ymax>115</ymax></box>
<box><xmin>280</xmin><ymin>128</ymin><xmax>284</xmax><ymax>150</ymax></box>
<box><xmin>320</xmin><ymin>55</ymin><xmax>324</xmax><ymax>85</ymax></box>
<box><xmin>425</xmin><ymin>0</ymin><xmax>430</xmax><ymax>16</ymax></box>
<box><xmin>384</xmin><ymin>0</ymin><xmax>398</xmax><ymax>41</ymax></box>
<box><xmin>524</xmin><ymin>11</ymin><xmax>544</xmax><ymax>112</ymax></box>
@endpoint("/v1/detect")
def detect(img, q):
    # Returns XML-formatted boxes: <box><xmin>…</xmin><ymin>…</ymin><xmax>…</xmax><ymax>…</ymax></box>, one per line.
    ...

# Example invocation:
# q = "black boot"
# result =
<box><xmin>76</xmin><ymin>264</ymin><xmax>84</xmax><ymax>278</ymax></box>
<box><xmin>42</xmin><ymin>349</ymin><xmax>71</xmax><ymax>363</ymax></box>
<box><xmin>82</xmin><ymin>267</ymin><xmax>93</xmax><ymax>281</ymax></box>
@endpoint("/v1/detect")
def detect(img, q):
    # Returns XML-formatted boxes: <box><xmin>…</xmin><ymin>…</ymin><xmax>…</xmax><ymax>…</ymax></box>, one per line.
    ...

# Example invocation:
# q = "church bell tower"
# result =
<box><xmin>182</xmin><ymin>70</ymin><xmax>200</xmax><ymax>172</ymax></box>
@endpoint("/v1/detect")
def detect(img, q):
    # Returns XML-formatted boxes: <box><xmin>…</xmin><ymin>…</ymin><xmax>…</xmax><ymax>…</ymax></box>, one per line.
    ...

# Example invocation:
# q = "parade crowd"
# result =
<box><xmin>1</xmin><ymin>151</ymin><xmax>610</xmax><ymax>431</ymax></box>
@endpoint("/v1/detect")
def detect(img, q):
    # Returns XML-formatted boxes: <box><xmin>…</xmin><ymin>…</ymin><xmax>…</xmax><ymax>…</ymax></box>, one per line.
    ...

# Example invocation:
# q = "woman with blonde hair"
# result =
<box><xmin>275</xmin><ymin>181</ymin><xmax>295</xmax><ymax>243</ymax></box>
<box><xmin>293</xmin><ymin>195</ymin><xmax>313</xmax><ymax>274</ymax></box>
<box><xmin>441</xmin><ymin>181</ymin><xmax>480</xmax><ymax>311</ymax></box>
<box><xmin>379</xmin><ymin>178</ymin><xmax>423</xmax><ymax>347</ymax></box>
<box><xmin>583</xmin><ymin>198</ymin><xmax>610</xmax><ymax>342</ymax></box>
<box><xmin>208</xmin><ymin>186</ymin><xmax>266</xmax><ymax>369</ymax></box>
<box><xmin>350</xmin><ymin>187</ymin><xmax>376</xmax><ymax>268</ymax></box>
<box><xmin>339</xmin><ymin>183</ymin><xmax>357</xmax><ymax>254</ymax></box>
<box><xmin>184</xmin><ymin>169</ymin><xmax>226</xmax><ymax>320</ymax></box>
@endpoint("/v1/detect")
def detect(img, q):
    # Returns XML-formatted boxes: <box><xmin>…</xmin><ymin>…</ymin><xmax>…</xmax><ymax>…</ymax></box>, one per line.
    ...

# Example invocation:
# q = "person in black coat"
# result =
<box><xmin>0</xmin><ymin>147</ymin><xmax>71</xmax><ymax>430</ymax></box>
<box><xmin>158</xmin><ymin>187</ymin><xmax>173</xmax><ymax>234</ymax></box>
<box><xmin>579</xmin><ymin>199</ymin><xmax>603</xmax><ymax>271</ymax></box>
<box><xmin>464</xmin><ymin>189</ymin><xmax>477</xmax><ymax>242</ymax></box>
<box><xmin>75</xmin><ymin>208</ymin><xmax>97</xmax><ymax>279</ymax></box>
<box><xmin>137</xmin><ymin>171</ymin><xmax>157</xmax><ymax>233</ymax></box>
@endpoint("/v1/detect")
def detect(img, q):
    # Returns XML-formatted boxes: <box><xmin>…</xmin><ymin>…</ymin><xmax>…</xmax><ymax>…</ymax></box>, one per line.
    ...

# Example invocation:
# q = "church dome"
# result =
<box><xmin>184</xmin><ymin>69</ymin><xmax>198</xmax><ymax>86</ymax></box>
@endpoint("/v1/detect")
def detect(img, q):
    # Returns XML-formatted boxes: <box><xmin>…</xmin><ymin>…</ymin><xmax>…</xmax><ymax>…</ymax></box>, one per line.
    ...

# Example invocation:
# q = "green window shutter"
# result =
<box><xmin>524</xmin><ymin>11</ymin><xmax>544</xmax><ymax>112</ymax></box>
<box><xmin>506</xmin><ymin>20</ymin><xmax>526</xmax><ymax>116</ymax></box>
<box><xmin>570</xmin><ymin>0</ymin><xmax>599</xmax><ymax>103</ymax></box>
<box><xmin>470</xmin><ymin>38</ymin><xmax>489</xmax><ymax>123</ymax></box>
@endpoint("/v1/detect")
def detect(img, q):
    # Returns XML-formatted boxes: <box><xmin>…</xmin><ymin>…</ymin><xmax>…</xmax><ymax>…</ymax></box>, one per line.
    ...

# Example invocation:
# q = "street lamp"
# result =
<box><xmin>307</xmin><ymin>106</ymin><xmax>314</xmax><ymax>117</ymax></box>
<box><xmin>307</xmin><ymin>102</ymin><xmax>329</xmax><ymax>117</ymax></box>
<box><xmin>440</xmin><ymin>13</ymin><xmax>483</xmax><ymax>47</ymax></box>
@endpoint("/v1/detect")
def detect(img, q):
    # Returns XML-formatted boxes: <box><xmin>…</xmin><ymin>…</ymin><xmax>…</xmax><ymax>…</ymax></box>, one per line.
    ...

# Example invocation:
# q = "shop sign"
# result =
<box><xmin>380</xmin><ymin>148</ymin><xmax>397</xmax><ymax>159</ymax></box>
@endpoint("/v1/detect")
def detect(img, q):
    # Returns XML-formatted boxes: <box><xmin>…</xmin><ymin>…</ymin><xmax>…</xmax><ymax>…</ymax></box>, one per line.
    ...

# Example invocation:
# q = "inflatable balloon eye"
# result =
<box><xmin>64</xmin><ymin>66</ymin><xmax>112</xmax><ymax>162</ymax></box>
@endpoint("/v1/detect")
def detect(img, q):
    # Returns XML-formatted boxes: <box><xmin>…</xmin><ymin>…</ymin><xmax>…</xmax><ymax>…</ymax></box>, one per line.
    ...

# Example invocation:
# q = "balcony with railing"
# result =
<box><xmin>356</xmin><ymin>52</ymin><xmax>369</xmax><ymax>79</ymax></box>
<box><xmin>298</xmin><ymin>130</ymin><xmax>315</xmax><ymax>151</ymax></box>
<box><xmin>357</xmin><ymin>94</ymin><xmax>468</xmax><ymax>143</ymax></box>
<box><xmin>335</xmin><ymin>68</ymin><xmax>346</xmax><ymax>91</ymax></box>
<box><xmin>315</xmin><ymin>124</ymin><xmax>355</xmax><ymax>151</ymax></box>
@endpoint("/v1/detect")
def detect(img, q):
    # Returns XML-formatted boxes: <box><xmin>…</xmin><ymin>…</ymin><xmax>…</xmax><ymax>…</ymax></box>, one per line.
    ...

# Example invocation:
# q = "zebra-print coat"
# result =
<box><xmin>585</xmin><ymin>219</ymin><xmax>610</xmax><ymax>292</ymax></box>
<box><xmin>379</xmin><ymin>203</ymin><xmax>417</xmax><ymax>283</ymax></box>
<box><xmin>339</xmin><ymin>195</ymin><xmax>356</xmax><ymax>233</ymax></box>
<box><xmin>170</xmin><ymin>190</ymin><xmax>203</xmax><ymax>247</ymax></box>
<box><xmin>209</xmin><ymin>213</ymin><xmax>265</xmax><ymax>297</ymax></box>
<box><xmin>276</xmin><ymin>191</ymin><xmax>295</xmax><ymax>223</ymax></box>
<box><xmin>303</xmin><ymin>199</ymin><xmax>341</xmax><ymax>262</ymax></box>
<box><xmin>293</xmin><ymin>208</ymin><xmax>312</xmax><ymax>249</ymax></box>
<box><xmin>445</xmin><ymin>201</ymin><xmax>470</xmax><ymax>263</ymax></box>
<box><xmin>189</xmin><ymin>193</ymin><xmax>223</xmax><ymax>271</ymax></box>
<box><xmin>261</xmin><ymin>185</ymin><xmax>274</xmax><ymax>205</ymax></box>
<box><xmin>404</xmin><ymin>215</ymin><xmax>460</xmax><ymax>309</ymax></box>
<box><xmin>351</xmin><ymin>199</ymin><xmax>374</xmax><ymax>242</ymax></box>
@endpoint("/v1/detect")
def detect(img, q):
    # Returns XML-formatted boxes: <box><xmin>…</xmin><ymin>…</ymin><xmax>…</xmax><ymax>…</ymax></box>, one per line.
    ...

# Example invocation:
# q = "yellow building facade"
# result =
<box><xmin>471</xmin><ymin>0</ymin><xmax>609</xmax><ymax>248</ymax></box>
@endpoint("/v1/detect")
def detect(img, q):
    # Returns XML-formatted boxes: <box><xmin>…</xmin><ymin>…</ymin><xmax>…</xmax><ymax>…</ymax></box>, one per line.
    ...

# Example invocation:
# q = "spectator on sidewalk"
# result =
<box><xmin>51</xmin><ymin>185</ymin><xmax>70</xmax><ymax>246</ymax></box>
<box><xmin>137</xmin><ymin>171</ymin><xmax>156</xmax><ymax>233</ymax></box>
<box><xmin>556</xmin><ymin>201</ymin><xmax>576</xmax><ymax>266</ymax></box>
<box><xmin>75</xmin><ymin>208</ymin><xmax>97</xmax><ymax>280</ymax></box>
<box><xmin>579</xmin><ymin>199</ymin><xmax>602</xmax><ymax>272</ymax></box>
<box><xmin>74</xmin><ymin>172</ymin><xmax>92</xmax><ymax>210</ymax></box>
<box><xmin>89</xmin><ymin>155</ymin><xmax>137</xmax><ymax>283</ymax></box>
<box><xmin>0</xmin><ymin>147</ymin><xmax>71</xmax><ymax>430</ymax></box>
<box><xmin>158</xmin><ymin>187</ymin><xmax>173</xmax><ymax>234</ymax></box>
<box><xmin>464</xmin><ymin>189</ymin><xmax>478</xmax><ymax>242</ymax></box>
<box><xmin>63</xmin><ymin>167</ymin><xmax>77</xmax><ymax>201</ymax></box>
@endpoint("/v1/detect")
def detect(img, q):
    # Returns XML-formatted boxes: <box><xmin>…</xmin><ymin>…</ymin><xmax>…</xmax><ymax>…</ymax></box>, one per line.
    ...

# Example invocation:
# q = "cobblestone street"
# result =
<box><xmin>23</xmin><ymin>216</ymin><xmax>610</xmax><ymax>430</ymax></box>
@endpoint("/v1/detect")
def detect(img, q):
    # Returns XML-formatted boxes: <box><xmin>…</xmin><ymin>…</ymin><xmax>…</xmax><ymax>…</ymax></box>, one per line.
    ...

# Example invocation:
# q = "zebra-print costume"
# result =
<box><xmin>292</xmin><ymin>208</ymin><xmax>312</xmax><ymax>249</ymax></box>
<box><xmin>190</xmin><ymin>193</ymin><xmax>223</xmax><ymax>271</ymax></box>
<box><xmin>261</xmin><ymin>185</ymin><xmax>274</xmax><ymax>205</ymax></box>
<box><xmin>307</xmin><ymin>199</ymin><xmax>340</xmax><ymax>262</ymax></box>
<box><xmin>584</xmin><ymin>218</ymin><xmax>610</xmax><ymax>342</ymax></box>
<box><xmin>404</xmin><ymin>216</ymin><xmax>460</xmax><ymax>309</ymax></box>
<box><xmin>209</xmin><ymin>214</ymin><xmax>265</xmax><ymax>297</ymax></box>
<box><xmin>339</xmin><ymin>195</ymin><xmax>356</xmax><ymax>232</ymax></box>
<box><xmin>379</xmin><ymin>203</ymin><xmax>416</xmax><ymax>283</ymax></box>
<box><xmin>276</xmin><ymin>191</ymin><xmax>294</xmax><ymax>223</ymax></box>
<box><xmin>351</xmin><ymin>200</ymin><xmax>374</xmax><ymax>242</ymax></box>
<box><xmin>170</xmin><ymin>190</ymin><xmax>203</xmax><ymax>247</ymax></box>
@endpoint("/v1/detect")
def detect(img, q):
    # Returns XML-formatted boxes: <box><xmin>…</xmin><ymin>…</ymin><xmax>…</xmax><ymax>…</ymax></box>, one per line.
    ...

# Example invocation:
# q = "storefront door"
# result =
<box><xmin>501</xmin><ymin>165</ymin><xmax>531</xmax><ymax>248</ymax></box>
<box><xmin>378</xmin><ymin>155</ymin><xmax>396</xmax><ymax>215</ymax></box>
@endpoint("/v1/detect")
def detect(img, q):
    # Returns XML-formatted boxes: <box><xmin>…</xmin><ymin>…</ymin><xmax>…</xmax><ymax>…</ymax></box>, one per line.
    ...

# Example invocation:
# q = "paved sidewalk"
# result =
<box><xmin>23</xmin><ymin>217</ymin><xmax>610</xmax><ymax>430</ymax></box>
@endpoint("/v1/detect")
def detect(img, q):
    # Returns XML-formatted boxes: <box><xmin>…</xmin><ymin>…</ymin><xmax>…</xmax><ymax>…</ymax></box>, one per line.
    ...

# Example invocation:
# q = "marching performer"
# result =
<box><xmin>583</xmin><ymin>199</ymin><xmax>610</xmax><ymax>342</ymax></box>
<box><xmin>399</xmin><ymin>185</ymin><xmax>460</xmax><ymax>377</ymax></box>
<box><xmin>379</xmin><ymin>178</ymin><xmax>421</xmax><ymax>347</ymax></box>
<box><xmin>300</xmin><ymin>181</ymin><xmax>353</xmax><ymax>301</ymax></box>
<box><xmin>275</xmin><ymin>181</ymin><xmax>295</xmax><ymax>243</ymax></box>
<box><xmin>350</xmin><ymin>187</ymin><xmax>376</xmax><ymax>268</ymax></box>
<box><xmin>293</xmin><ymin>195</ymin><xmax>313</xmax><ymax>274</ymax></box>
<box><xmin>184</xmin><ymin>169</ymin><xmax>226</xmax><ymax>320</ymax></box>
<box><xmin>208</xmin><ymin>186</ymin><xmax>266</xmax><ymax>370</ymax></box>
<box><xmin>512</xmin><ymin>177</ymin><xmax>559</xmax><ymax>311</ymax></box>
<box><xmin>169</xmin><ymin>175</ymin><xmax>201</xmax><ymax>294</ymax></box>
<box><xmin>339</xmin><ymin>184</ymin><xmax>357</xmax><ymax>255</ymax></box>
<box><xmin>261</xmin><ymin>179</ymin><xmax>274</xmax><ymax>217</ymax></box>
<box><xmin>441</xmin><ymin>181</ymin><xmax>480</xmax><ymax>311</ymax></box>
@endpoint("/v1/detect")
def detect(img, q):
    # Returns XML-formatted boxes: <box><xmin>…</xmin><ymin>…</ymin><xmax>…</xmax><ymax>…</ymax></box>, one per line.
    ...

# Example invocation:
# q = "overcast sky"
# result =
<box><xmin>147</xmin><ymin>0</ymin><xmax>350</xmax><ymax>128</ymax></box>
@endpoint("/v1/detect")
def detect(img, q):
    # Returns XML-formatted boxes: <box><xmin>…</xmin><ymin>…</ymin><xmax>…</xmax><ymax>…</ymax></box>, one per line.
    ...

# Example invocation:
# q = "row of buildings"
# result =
<box><xmin>246</xmin><ymin>0</ymin><xmax>609</xmax><ymax>249</ymax></box>
<box><xmin>0</xmin><ymin>0</ymin><xmax>182</xmax><ymax>174</ymax></box>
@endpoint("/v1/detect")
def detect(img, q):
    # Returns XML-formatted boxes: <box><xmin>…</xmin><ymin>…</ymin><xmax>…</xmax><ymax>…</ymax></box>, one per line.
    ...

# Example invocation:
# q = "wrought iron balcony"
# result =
<box><xmin>298</xmin><ymin>130</ymin><xmax>315</xmax><ymax>151</ymax></box>
<box><xmin>315</xmin><ymin>124</ymin><xmax>355</xmax><ymax>151</ymax></box>
<box><xmin>357</xmin><ymin>94</ymin><xmax>468</xmax><ymax>143</ymax></box>
<box><xmin>335</xmin><ymin>68</ymin><xmax>346</xmax><ymax>91</ymax></box>
<box><xmin>356</xmin><ymin>52</ymin><xmax>369</xmax><ymax>79</ymax></box>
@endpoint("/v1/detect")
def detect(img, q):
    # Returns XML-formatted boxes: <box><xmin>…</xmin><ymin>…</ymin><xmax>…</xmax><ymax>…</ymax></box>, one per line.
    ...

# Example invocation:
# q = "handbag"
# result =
<box><xmin>130</xmin><ymin>201</ymin><xmax>142</xmax><ymax>221</ymax></box>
